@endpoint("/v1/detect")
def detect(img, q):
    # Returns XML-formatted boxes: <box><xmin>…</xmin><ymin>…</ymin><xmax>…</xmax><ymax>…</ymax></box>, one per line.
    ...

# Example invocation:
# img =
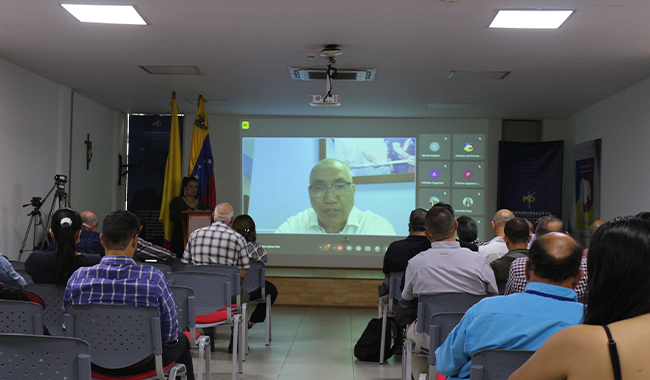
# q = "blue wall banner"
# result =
<box><xmin>497</xmin><ymin>141</ymin><xmax>564</xmax><ymax>221</ymax></box>
<box><xmin>127</xmin><ymin>115</ymin><xmax>183</xmax><ymax>245</ymax></box>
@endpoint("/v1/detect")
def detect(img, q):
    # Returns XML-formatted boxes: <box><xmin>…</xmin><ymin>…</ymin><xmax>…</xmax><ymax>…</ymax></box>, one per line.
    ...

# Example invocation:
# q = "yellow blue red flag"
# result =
<box><xmin>188</xmin><ymin>95</ymin><xmax>216</xmax><ymax>210</ymax></box>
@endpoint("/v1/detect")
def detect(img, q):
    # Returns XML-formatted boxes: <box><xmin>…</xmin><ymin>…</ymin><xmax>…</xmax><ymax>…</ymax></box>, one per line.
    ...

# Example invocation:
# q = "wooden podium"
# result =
<box><xmin>181</xmin><ymin>210</ymin><xmax>213</xmax><ymax>249</ymax></box>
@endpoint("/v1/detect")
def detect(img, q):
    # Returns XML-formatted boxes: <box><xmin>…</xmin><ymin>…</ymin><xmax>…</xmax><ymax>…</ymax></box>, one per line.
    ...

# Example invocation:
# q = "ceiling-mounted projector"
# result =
<box><xmin>310</xmin><ymin>94</ymin><xmax>341</xmax><ymax>106</ymax></box>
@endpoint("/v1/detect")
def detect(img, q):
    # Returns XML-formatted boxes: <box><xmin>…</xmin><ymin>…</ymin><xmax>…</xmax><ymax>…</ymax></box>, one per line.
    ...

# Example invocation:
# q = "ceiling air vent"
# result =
<box><xmin>288</xmin><ymin>67</ymin><xmax>377</xmax><ymax>81</ymax></box>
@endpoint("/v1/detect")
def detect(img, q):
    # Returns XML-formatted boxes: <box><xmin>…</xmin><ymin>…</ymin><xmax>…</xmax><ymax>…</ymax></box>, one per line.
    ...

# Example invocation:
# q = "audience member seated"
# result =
<box><xmin>479</xmin><ymin>209</ymin><xmax>515</xmax><ymax>263</ymax></box>
<box><xmin>25</xmin><ymin>208</ymin><xmax>101</xmax><ymax>285</ymax></box>
<box><xmin>583</xmin><ymin>219</ymin><xmax>604</xmax><ymax>257</ymax></box>
<box><xmin>64</xmin><ymin>210</ymin><xmax>194</xmax><ymax>379</ymax></box>
<box><xmin>232</xmin><ymin>214</ymin><xmax>278</xmax><ymax>329</ymax></box>
<box><xmin>77</xmin><ymin>210</ymin><xmax>105</xmax><ymax>255</ymax></box>
<box><xmin>382</xmin><ymin>208</ymin><xmax>430</xmax><ymax>276</ymax></box>
<box><xmin>490</xmin><ymin>218</ymin><xmax>531</xmax><ymax>283</ymax></box>
<box><xmin>436</xmin><ymin>232</ymin><xmax>585</xmax><ymax>380</ymax></box>
<box><xmin>456</xmin><ymin>215</ymin><xmax>479</xmax><ymax>251</ymax></box>
<box><xmin>0</xmin><ymin>254</ymin><xmax>26</xmax><ymax>288</ymax></box>
<box><xmin>402</xmin><ymin>205</ymin><xmax>498</xmax><ymax>378</ymax></box>
<box><xmin>526</xmin><ymin>219</ymin><xmax>536</xmax><ymax>248</ymax></box>
<box><xmin>505</xmin><ymin>215</ymin><xmax>588</xmax><ymax>299</ymax></box>
<box><xmin>511</xmin><ymin>216</ymin><xmax>650</xmax><ymax>380</ymax></box>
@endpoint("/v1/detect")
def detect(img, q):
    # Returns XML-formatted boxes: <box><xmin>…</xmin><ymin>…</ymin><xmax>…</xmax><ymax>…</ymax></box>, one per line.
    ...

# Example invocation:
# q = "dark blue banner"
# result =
<box><xmin>127</xmin><ymin>115</ymin><xmax>183</xmax><ymax>245</ymax></box>
<box><xmin>497</xmin><ymin>141</ymin><xmax>564</xmax><ymax>221</ymax></box>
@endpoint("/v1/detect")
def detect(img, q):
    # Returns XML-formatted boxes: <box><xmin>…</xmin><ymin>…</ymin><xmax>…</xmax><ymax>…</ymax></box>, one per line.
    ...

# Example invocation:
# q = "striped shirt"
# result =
<box><xmin>63</xmin><ymin>255</ymin><xmax>178</xmax><ymax>345</ymax></box>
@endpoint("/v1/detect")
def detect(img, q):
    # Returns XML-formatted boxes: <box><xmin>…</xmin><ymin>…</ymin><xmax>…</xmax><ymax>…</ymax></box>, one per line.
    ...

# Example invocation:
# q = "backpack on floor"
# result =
<box><xmin>354</xmin><ymin>316</ymin><xmax>403</xmax><ymax>362</ymax></box>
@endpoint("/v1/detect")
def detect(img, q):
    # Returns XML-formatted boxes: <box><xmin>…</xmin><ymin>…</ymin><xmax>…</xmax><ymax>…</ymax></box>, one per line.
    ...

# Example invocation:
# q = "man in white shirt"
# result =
<box><xmin>479</xmin><ymin>209</ymin><xmax>514</xmax><ymax>263</ymax></box>
<box><xmin>277</xmin><ymin>158</ymin><xmax>395</xmax><ymax>235</ymax></box>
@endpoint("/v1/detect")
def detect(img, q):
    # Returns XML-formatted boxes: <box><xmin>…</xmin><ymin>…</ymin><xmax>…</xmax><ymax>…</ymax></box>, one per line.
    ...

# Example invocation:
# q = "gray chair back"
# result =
<box><xmin>428</xmin><ymin>312</ymin><xmax>465</xmax><ymax>365</ymax></box>
<box><xmin>0</xmin><ymin>333</ymin><xmax>91</xmax><ymax>380</ymax></box>
<box><xmin>0</xmin><ymin>299</ymin><xmax>43</xmax><ymax>334</ymax></box>
<box><xmin>184</xmin><ymin>265</ymin><xmax>241</xmax><ymax>305</ymax></box>
<box><xmin>168</xmin><ymin>271</ymin><xmax>232</xmax><ymax>316</ymax></box>
<box><xmin>388</xmin><ymin>271</ymin><xmax>404</xmax><ymax>304</ymax></box>
<box><xmin>242</xmin><ymin>261</ymin><xmax>265</xmax><ymax>298</ymax></box>
<box><xmin>15</xmin><ymin>268</ymin><xmax>33</xmax><ymax>285</ymax></box>
<box><xmin>469</xmin><ymin>349</ymin><xmax>535</xmax><ymax>380</ymax></box>
<box><xmin>146</xmin><ymin>263</ymin><xmax>173</xmax><ymax>277</ymax></box>
<box><xmin>170</xmin><ymin>285</ymin><xmax>196</xmax><ymax>331</ymax></box>
<box><xmin>65</xmin><ymin>304</ymin><xmax>164</xmax><ymax>369</ymax></box>
<box><xmin>416</xmin><ymin>293</ymin><xmax>490</xmax><ymax>334</ymax></box>
<box><xmin>24</xmin><ymin>283</ymin><xmax>66</xmax><ymax>335</ymax></box>
<box><xmin>9</xmin><ymin>260</ymin><xmax>25</xmax><ymax>270</ymax></box>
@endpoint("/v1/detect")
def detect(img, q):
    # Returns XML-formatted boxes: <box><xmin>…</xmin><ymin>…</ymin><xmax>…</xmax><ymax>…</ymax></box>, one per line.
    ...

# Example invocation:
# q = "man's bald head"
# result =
<box><xmin>309</xmin><ymin>158</ymin><xmax>353</xmax><ymax>184</ymax></box>
<box><xmin>214</xmin><ymin>203</ymin><xmax>234</xmax><ymax>223</ymax></box>
<box><xmin>491</xmin><ymin>209</ymin><xmax>514</xmax><ymax>236</ymax></box>
<box><xmin>535</xmin><ymin>215</ymin><xmax>564</xmax><ymax>237</ymax></box>
<box><xmin>80</xmin><ymin>210</ymin><xmax>99</xmax><ymax>231</ymax></box>
<box><xmin>590</xmin><ymin>220</ymin><xmax>605</xmax><ymax>236</ymax></box>
<box><xmin>528</xmin><ymin>232</ymin><xmax>582</xmax><ymax>284</ymax></box>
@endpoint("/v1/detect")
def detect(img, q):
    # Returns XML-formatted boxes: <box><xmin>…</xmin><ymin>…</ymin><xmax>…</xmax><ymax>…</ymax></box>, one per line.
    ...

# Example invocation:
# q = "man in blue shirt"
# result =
<box><xmin>64</xmin><ymin>210</ymin><xmax>194</xmax><ymax>380</ymax></box>
<box><xmin>434</xmin><ymin>232</ymin><xmax>585</xmax><ymax>380</ymax></box>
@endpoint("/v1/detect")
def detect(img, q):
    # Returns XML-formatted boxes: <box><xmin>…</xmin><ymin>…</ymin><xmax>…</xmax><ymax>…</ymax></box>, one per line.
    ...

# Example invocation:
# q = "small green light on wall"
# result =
<box><xmin>242</xmin><ymin>121</ymin><xmax>249</xmax><ymax>130</ymax></box>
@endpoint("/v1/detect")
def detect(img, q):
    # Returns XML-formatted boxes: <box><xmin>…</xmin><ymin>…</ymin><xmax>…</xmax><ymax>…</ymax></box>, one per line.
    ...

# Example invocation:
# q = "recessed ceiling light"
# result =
<box><xmin>427</xmin><ymin>103</ymin><xmax>473</xmax><ymax>110</ymax></box>
<box><xmin>489</xmin><ymin>10</ymin><xmax>573</xmax><ymax>29</ymax></box>
<box><xmin>61</xmin><ymin>4</ymin><xmax>148</xmax><ymax>25</ymax></box>
<box><xmin>448</xmin><ymin>71</ymin><xmax>511</xmax><ymax>80</ymax></box>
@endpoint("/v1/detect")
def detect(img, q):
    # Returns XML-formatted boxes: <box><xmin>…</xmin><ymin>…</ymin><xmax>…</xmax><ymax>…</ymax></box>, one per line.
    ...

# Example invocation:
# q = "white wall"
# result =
<box><xmin>561</xmin><ymin>76</ymin><xmax>650</xmax><ymax>221</ymax></box>
<box><xmin>0</xmin><ymin>58</ymin><xmax>125</xmax><ymax>259</ymax></box>
<box><xmin>69</xmin><ymin>93</ymin><xmax>127</xmax><ymax>227</ymax></box>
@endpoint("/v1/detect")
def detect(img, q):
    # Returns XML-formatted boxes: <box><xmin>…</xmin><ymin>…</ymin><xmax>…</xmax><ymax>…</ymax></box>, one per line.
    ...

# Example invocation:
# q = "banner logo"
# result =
<box><xmin>463</xmin><ymin>142</ymin><xmax>474</xmax><ymax>152</ymax></box>
<box><xmin>523</xmin><ymin>191</ymin><xmax>536</xmax><ymax>209</ymax></box>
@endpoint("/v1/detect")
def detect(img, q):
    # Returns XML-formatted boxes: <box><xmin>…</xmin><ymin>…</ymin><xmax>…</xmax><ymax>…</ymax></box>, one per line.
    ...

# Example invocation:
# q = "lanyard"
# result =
<box><xmin>524</xmin><ymin>289</ymin><xmax>576</xmax><ymax>302</ymax></box>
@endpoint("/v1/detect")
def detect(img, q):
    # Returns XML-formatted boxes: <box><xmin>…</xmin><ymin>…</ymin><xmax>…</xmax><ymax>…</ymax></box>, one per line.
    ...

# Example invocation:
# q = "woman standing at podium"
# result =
<box><xmin>169</xmin><ymin>176</ymin><xmax>209</xmax><ymax>257</ymax></box>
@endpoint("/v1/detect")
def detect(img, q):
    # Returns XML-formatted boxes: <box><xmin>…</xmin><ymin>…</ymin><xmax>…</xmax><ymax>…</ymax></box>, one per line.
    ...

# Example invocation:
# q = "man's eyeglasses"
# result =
<box><xmin>308</xmin><ymin>182</ymin><xmax>353</xmax><ymax>196</ymax></box>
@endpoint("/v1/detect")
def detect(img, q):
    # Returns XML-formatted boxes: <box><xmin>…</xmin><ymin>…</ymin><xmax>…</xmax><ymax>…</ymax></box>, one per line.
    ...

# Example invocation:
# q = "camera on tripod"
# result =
<box><xmin>54</xmin><ymin>174</ymin><xmax>67</xmax><ymax>190</ymax></box>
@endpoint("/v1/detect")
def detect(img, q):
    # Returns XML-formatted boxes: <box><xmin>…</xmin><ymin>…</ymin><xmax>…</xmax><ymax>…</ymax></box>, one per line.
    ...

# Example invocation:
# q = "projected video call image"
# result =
<box><xmin>243</xmin><ymin>137</ymin><xmax>415</xmax><ymax>236</ymax></box>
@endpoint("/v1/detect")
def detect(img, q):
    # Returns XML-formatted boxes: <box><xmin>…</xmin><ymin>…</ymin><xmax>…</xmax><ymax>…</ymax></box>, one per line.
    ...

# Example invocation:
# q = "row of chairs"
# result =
<box><xmin>4</xmin><ymin>259</ymin><xmax>269</xmax><ymax>380</ymax></box>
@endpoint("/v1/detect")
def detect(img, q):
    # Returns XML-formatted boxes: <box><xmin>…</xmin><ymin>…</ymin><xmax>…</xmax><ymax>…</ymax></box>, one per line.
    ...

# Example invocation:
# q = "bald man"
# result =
<box><xmin>435</xmin><ymin>233</ymin><xmax>585</xmax><ymax>380</ymax></box>
<box><xmin>277</xmin><ymin>158</ymin><xmax>396</xmax><ymax>235</ymax></box>
<box><xmin>182</xmin><ymin>202</ymin><xmax>250</xmax><ymax>280</ymax></box>
<box><xmin>479</xmin><ymin>209</ymin><xmax>515</xmax><ymax>263</ymax></box>
<box><xmin>74</xmin><ymin>210</ymin><xmax>105</xmax><ymax>255</ymax></box>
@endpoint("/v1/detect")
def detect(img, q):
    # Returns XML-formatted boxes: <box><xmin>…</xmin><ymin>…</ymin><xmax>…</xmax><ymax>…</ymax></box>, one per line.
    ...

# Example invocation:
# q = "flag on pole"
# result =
<box><xmin>188</xmin><ymin>95</ymin><xmax>216</xmax><ymax>210</ymax></box>
<box><xmin>159</xmin><ymin>92</ymin><xmax>183</xmax><ymax>250</ymax></box>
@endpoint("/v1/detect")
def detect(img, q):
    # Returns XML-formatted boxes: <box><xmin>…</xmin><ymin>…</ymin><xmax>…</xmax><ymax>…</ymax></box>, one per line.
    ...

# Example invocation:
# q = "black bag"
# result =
<box><xmin>354</xmin><ymin>317</ymin><xmax>404</xmax><ymax>362</ymax></box>
<box><xmin>0</xmin><ymin>283</ymin><xmax>45</xmax><ymax>309</ymax></box>
<box><xmin>393</xmin><ymin>297</ymin><xmax>418</xmax><ymax>327</ymax></box>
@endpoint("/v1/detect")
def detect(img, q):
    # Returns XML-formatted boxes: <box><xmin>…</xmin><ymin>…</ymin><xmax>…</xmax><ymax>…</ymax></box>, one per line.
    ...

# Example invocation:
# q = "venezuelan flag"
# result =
<box><xmin>188</xmin><ymin>95</ymin><xmax>216</xmax><ymax>210</ymax></box>
<box><xmin>159</xmin><ymin>92</ymin><xmax>183</xmax><ymax>249</ymax></box>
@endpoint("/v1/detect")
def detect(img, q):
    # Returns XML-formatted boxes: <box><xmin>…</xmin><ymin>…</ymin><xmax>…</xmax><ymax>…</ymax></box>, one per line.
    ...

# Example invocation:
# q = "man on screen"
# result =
<box><xmin>277</xmin><ymin>158</ymin><xmax>396</xmax><ymax>235</ymax></box>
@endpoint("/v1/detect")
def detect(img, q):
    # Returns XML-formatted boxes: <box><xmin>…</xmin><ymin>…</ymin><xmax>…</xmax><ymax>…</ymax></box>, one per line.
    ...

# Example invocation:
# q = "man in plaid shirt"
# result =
<box><xmin>64</xmin><ymin>210</ymin><xmax>194</xmax><ymax>379</ymax></box>
<box><xmin>182</xmin><ymin>202</ymin><xmax>250</xmax><ymax>280</ymax></box>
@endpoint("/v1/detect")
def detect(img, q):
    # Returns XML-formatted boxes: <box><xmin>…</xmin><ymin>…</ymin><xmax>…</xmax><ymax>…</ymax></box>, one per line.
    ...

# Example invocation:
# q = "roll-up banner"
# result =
<box><xmin>497</xmin><ymin>141</ymin><xmax>564</xmax><ymax>222</ymax></box>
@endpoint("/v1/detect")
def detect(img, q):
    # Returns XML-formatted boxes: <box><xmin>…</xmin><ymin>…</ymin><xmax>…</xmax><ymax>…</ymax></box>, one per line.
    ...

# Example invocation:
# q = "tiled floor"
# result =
<box><xmin>196</xmin><ymin>306</ymin><xmax>403</xmax><ymax>380</ymax></box>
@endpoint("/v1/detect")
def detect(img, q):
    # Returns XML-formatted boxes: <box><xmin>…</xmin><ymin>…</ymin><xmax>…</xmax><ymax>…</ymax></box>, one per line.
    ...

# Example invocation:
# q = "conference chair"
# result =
<box><xmin>147</xmin><ymin>262</ymin><xmax>173</xmax><ymax>277</ymax></box>
<box><xmin>427</xmin><ymin>312</ymin><xmax>465</xmax><ymax>378</ymax></box>
<box><xmin>379</xmin><ymin>271</ymin><xmax>404</xmax><ymax>364</ymax></box>
<box><xmin>24</xmin><ymin>283</ymin><xmax>66</xmax><ymax>335</ymax></box>
<box><xmin>168</xmin><ymin>271</ymin><xmax>243</xmax><ymax>378</ymax></box>
<box><xmin>183</xmin><ymin>265</ymin><xmax>250</xmax><ymax>354</ymax></box>
<box><xmin>469</xmin><ymin>349</ymin><xmax>535</xmax><ymax>380</ymax></box>
<box><xmin>241</xmin><ymin>260</ymin><xmax>272</xmax><ymax>346</ymax></box>
<box><xmin>15</xmin><ymin>268</ymin><xmax>33</xmax><ymax>285</ymax></box>
<box><xmin>65</xmin><ymin>303</ymin><xmax>187</xmax><ymax>380</ymax></box>
<box><xmin>170</xmin><ymin>285</ymin><xmax>212</xmax><ymax>380</ymax></box>
<box><xmin>0</xmin><ymin>299</ymin><xmax>44</xmax><ymax>334</ymax></box>
<box><xmin>0</xmin><ymin>333</ymin><xmax>92</xmax><ymax>380</ymax></box>
<box><xmin>9</xmin><ymin>260</ymin><xmax>25</xmax><ymax>270</ymax></box>
<box><xmin>403</xmin><ymin>293</ymin><xmax>490</xmax><ymax>380</ymax></box>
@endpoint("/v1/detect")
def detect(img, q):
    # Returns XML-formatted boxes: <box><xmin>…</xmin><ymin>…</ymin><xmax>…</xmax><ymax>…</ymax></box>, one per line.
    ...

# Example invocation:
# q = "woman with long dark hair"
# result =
<box><xmin>232</xmin><ymin>214</ymin><xmax>278</xmax><ymax>328</ymax></box>
<box><xmin>169</xmin><ymin>176</ymin><xmax>209</xmax><ymax>257</ymax></box>
<box><xmin>25</xmin><ymin>207</ymin><xmax>101</xmax><ymax>285</ymax></box>
<box><xmin>511</xmin><ymin>216</ymin><xmax>650</xmax><ymax>380</ymax></box>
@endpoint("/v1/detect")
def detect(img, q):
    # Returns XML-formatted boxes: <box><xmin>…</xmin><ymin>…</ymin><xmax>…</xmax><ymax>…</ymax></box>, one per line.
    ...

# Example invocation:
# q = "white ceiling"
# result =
<box><xmin>2</xmin><ymin>0</ymin><xmax>650</xmax><ymax>119</ymax></box>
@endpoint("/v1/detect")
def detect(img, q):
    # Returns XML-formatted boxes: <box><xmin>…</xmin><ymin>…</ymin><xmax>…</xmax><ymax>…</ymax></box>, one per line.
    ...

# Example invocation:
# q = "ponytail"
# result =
<box><xmin>50</xmin><ymin>208</ymin><xmax>83</xmax><ymax>285</ymax></box>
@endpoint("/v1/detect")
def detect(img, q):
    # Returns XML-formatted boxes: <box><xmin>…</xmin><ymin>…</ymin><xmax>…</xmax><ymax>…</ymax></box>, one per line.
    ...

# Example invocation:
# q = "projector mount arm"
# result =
<box><xmin>324</xmin><ymin>56</ymin><xmax>337</xmax><ymax>100</ymax></box>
